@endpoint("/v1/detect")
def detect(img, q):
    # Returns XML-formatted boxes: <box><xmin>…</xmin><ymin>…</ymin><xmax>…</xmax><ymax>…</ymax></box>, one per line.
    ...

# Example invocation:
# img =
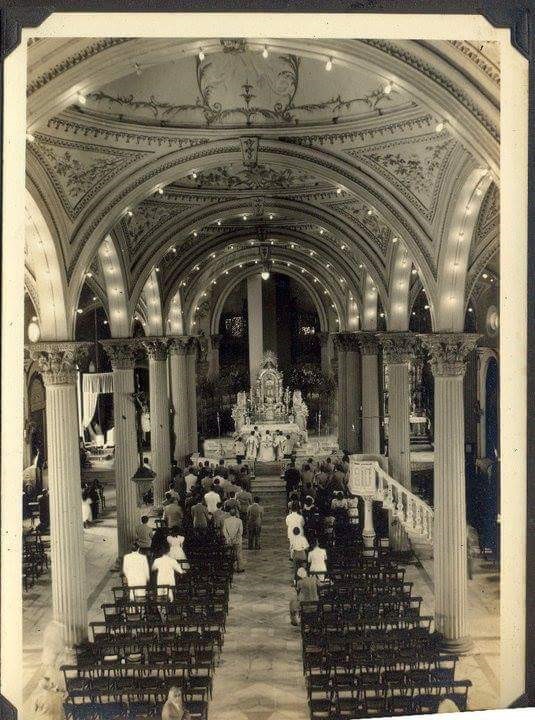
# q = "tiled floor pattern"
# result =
<box><xmin>22</xmin><ymin>479</ymin><xmax>500</xmax><ymax>717</ymax></box>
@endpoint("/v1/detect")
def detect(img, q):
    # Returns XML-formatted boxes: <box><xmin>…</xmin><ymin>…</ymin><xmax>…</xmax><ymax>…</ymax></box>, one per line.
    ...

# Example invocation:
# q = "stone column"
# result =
<box><xmin>29</xmin><ymin>342</ymin><xmax>91</xmax><ymax>647</ymax></box>
<box><xmin>142</xmin><ymin>338</ymin><xmax>171</xmax><ymax>507</ymax></box>
<box><xmin>247</xmin><ymin>275</ymin><xmax>264</xmax><ymax>381</ymax></box>
<box><xmin>379</xmin><ymin>333</ymin><xmax>418</xmax><ymax>489</ymax></box>
<box><xmin>100</xmin><ymin>339</ymin><xmax>140</xmax><ymax>558</ymax></box>
<box><xmin>333</xmin><ymin>334</ymin><xmax>348</xmax><ymax>452</ymax></box>
<box><xmin>345</xmin><ymin>334</ymin><xmax>362</xmax><ymax>454</ymax></box>
<box><xmin>169</xmin><ymin>336</ymin><xmax>191</xmax><ymax>465</ymax></box>
<box><xmin>318</xmin><ymin>332</ymin><xmax>332</xmax><ymax>376</ymax></box>
<box><xmin>362</xmin><ymin>497</ymin><xmax>376</xmax><ymax>549</ymax></box>
<box><xmin>421</xmin><ymin>333</ymin><xmax>479</xmax><ymax>652</ymax></box>
<box><xmin>358</xmin><ymin>332</ymin><xmax>381</xmax><ymax>455</ymax></box>
<box><xmin>187</xmin><ymin>338</ymin><xmax>199</xmax><ymax>455</ymax></box>
<box><xmin>208</xmin><ymin>334</ymin><xmax>222</xmax><ymax>379</ymax></box>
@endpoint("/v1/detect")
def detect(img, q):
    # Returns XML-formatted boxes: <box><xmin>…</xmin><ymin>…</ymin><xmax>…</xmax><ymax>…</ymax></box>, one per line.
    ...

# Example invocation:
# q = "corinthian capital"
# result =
<box><xmin>378</xmin><ymin>332</ymin><xmax>419</xmax><ymax>364</ymax></box>
<box><xmin>420</xmin><ymin>333</ymin><xmax>480</xmax><ymax>377</ymax></box>
<box><xmin>100</xmin><ymin>339</ymin><xmax>140</xmax><ymax>370</ymax></box>
<box><xmin>356</xmin><ymin>331</ymin><xmax>380</xmax><ymax>355</ymax></box>
<box><xmin>168</xmin><ymin>335</ymin><xmax>192</xmax><ymax>356</ymax></box>
<box><xmin>141</xmin><ymin>337</ymin><xmax>170</xmax><ymax>361</ymax></box>
<box><xmin>27</xmin><ymin>341</ymin><xmax>92</xmax><ymax>386</ymax></box>
<box><xmin>334</xmin><ymin>332</ymin><xmax>360</xmax><ymax>352</ymax></box>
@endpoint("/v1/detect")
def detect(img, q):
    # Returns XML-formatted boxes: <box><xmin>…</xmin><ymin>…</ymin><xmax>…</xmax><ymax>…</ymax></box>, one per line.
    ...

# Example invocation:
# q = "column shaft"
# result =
<box><xmin>247</xmin><ymin>275</ymin><xmax>264</xmax><ymax>381</ymax></box>
<box><xmin>361</xmin><ymin>352</ymin><xmax>381</xmax><ymax>454</ymax></box>
<box><xmin>387</xmin><ymin>363</ymin><xmax>412</xmax><ymax>489</ymax></box>
<box><xmin>346</xmin><ymin>349</ymin><xmax>361</xmax><ymax>453</ymax></box>
<box><xmin>170</xmin><ymin>346</ymin><xmax>190</xmax><ymax>464</ymax></box>
<box><xmin>46</xmin><ymin>382</ymin><xmax>87</xmax><ymax>646</ymax></box>
<box><xmin>149</xmin><ymin>357</ymin><xmax>171</xmax><ymax>506</ymax></box>
<box><xmin>337</xmin><ymin>348</ymin><xmax>348</xmax><ymax>452</ymax></box>
<box><xmin>112</xmin><ymin>367</ymin><xmax>139</xmax><ymax>557</ymax></box>
<box><xmin>186</xmin><ymin>347</ymin><xmax>199</xmax><ymax>454</ymax></box>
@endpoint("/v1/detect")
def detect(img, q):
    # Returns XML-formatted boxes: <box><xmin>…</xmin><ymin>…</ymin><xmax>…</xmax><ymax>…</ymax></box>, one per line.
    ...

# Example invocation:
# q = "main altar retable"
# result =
<box><xmin>231</xmin><ymin>352</ymin><xmax>308</xmax><ymax>440</ymax></box>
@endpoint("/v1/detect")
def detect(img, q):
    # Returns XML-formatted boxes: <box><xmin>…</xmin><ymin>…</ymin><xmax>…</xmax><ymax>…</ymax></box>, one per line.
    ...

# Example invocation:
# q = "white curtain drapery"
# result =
<box><xmin>82</xmin><ymin>372</ymin><xmax>114</xmax><ymax>428</ymax></box>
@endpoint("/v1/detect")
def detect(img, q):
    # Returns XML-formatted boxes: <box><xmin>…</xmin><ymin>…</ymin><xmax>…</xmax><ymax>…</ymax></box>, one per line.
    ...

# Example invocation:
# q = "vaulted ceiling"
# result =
<box><xmin>25</xmin><ymin>37</ymin><xmax>500</xmax><ymax>340</ymax></box>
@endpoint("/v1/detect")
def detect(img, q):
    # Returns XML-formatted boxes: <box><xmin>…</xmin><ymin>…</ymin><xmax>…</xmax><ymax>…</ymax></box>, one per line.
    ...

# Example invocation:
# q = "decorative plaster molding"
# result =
<box><xmin>378</xmin><ymin>332</ymin><xmax>419</xmax><ymax>364</ymax></box>
<box><xmin>448</xmin><ymin>41</ymin><xmax>500</xmax><ymax>86</ymax></box>
<box><xmin>141</xmin><ymin>337</ymin><xmax>170</xmax><ymax>361</ymax></box>
<box><xmin>100</xmin><ymin>338</ymin><xmax>140</xmax><ymax>369</ymax></box>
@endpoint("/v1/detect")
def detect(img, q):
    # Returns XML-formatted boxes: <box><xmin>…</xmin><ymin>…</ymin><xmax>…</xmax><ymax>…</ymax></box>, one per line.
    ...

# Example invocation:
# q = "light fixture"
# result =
<box><xmin>482</xmin><ymin>272</ymin><xmax>488</xmax><ymax>279</ymax></box>
<box><xmin>172</xmin><ymin>247</ymin><xmax>177</xmax><ymax>253</ymax></box>
<box><xmin>155</xmin><ymin>267</ymin><xmax>160</xmax><ymax>273</ymax></box>
<box><xmin>191</xmin><ymin>171</ymin><xmax>198</xmax><ymax>179</ymax></box>
<box><xmin>319</xmin><ymin>228</ymin><xmax>324</xmax><ymax>235</ymax></box>
<box><xmin>269</xmin><ymin>213</ymin><xmax>274</xmax><ymax>220</ymax></box>
<box><xmin>392</xmin><ymin>237</ymin><xmax>398</xmax><ymax>243</ymax></box>
<box><xmin>358</xmin><ymin>263</ymin><xmax>363</xmax><ymax>269</ymax></box>
<box><xmin>103</xmin><ymin>320</ymin><xmax>108</xmax><ymax>325</ymax></box>
<box><xmin>77</xmin><ymin>308</ymin><xmax>83</xmax><ymax>314</ymax></box>
<box><xmin>326</xmin><ymin>263</ymin><xmax>331</xmax><ymax>269</ymax></box>
<box><xmin>27</xmin><ymin>320</ymin><xmax>40</xmax><ymax>343</ymax></box>
<box><xmin>325</xmin><ymin>57</ymin><xmax>333</xmax><ymax>72</ymax></box>
<box><xmin>210</xmin><ymin>253</ymin><xmax>216</xmax><ymax>259</ymax></box>
<box><xmin>193</xmin><ymin>231</ymin><xmax>198</xmax><ymax>237</ymax></box>
<box><xmin>217</xmin><ymin>220</ymin><xmax>221</xmax><ymax>226</ymax></box>
<box><xmin>261</xmin><ymin>270</ymin><xmax>270</xmax><ymax>280</ymax></box>
<box><xmin>198</xmin><ymin>48</ymin><xmax>205</xmax><ymax>61</ymax></box>
<box><xmin>435</xmin><ymin>119</ymin><xmax>446</xmax><ymax>133</ymax></box>
<box><xmin>126</xmin><ymin>209</ymin><xmax>133</xmax><ymax>217</ymax></box>
<box><xmin>86</xmin><ymin>271</ymin><xmax>92</xmax><ymax>278</ymax></box>
<box><xmin>411</xmin><ymin>268</ymin><xmax>417</xmax><ymax>275</ymax></box>
<box><xmin>367</xmin><ymin>208</ymin><xmax>374</xmax><ymax>216</ymax></box>
<box><xmin>26</xmin><ymin>132</ymin><xmax>35</xmax><ymax>143</ymax></box>
<box><xmin>383</xmin><ymin>80</ymin><xmax>394</xmax><ymax>95</ymax></box>
<box><xmin>77</xmin><ymin>92</ymin><xmax>86</xmax><ymax>105</ymax></box>
<box><xmin>341</xmin><ymin>244</ymin><xmax>347</xmax><ymax>250</ymax></box>
<box><xmin>158</xmin><ymin>187</ymin><xmax>164</xmax><ymax>195</ymax></box>
<box><xmin>92</xmin><ymin>296</ymin><xmax>97</xmax><ymax>301</ymax></box>
<box><xmin>242</xmin><ymin>214</ymin><xmax>247</xmax><ymax>221</ymax></box>
<box><xmin>468</xmin><ymin>307</ymin><xmax>474</xmax><ymax>313</ymax></box>
<box><xmin>262</xmin><ymin>45</ymin><xmax>269</xmax><ymax>59</ymax></box>
<box><xmin>424</xmin><ymin>304</ymin><xmax>430</xmax><ymax>310</ymax></box>
<box><xmin>412</xmin><ymin>311</ymin><xmax>416</xmax><ymax>317</ymax></box>
<box><xmin>380</xmin><ymin>312</ymin><xmax>385</xmax><ymax>318</ymax></box>
<box><xmin>336</xmin><ymin>187</ymin><xmax>342</xmax><ymax>195</ymax></box>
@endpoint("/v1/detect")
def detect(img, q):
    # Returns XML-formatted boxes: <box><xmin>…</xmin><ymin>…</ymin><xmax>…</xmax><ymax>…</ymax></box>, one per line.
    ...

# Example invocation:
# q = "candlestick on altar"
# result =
<box><xmin>216</xmin><ymin>411</ymin><xmax>221</xmax><ymax>438</ymax></box>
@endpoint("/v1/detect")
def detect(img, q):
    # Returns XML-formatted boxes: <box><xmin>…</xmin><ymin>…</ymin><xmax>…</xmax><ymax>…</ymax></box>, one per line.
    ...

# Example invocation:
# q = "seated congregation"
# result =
<box><xmin>282</xmin><ymin>457</ymin><xmax>472</xmax><ymax>719</ymax></box>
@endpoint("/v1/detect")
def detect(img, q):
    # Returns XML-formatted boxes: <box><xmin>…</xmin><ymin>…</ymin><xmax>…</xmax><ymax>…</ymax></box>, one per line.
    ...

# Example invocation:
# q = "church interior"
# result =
<box><xmin>19</xmin><ymin>35</ymin><xmax>510</xmax><ymax>719</ymax></box>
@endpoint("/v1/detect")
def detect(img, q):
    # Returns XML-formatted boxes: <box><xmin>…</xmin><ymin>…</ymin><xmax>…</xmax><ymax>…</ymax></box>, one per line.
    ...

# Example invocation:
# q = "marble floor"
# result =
<box><xmin>22</xmin><ymin>478</ymin><xmax>500</xmax><ymax>717</ymax></box>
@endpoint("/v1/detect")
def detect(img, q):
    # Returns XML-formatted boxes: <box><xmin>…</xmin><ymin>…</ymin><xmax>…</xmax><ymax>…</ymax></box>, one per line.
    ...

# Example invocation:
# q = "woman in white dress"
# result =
<box><xmin>152</xmin><ymin>551</ymin><xmax>184</xmax><ymax>601</ymax></box>
<box><xmin>167</xmin><ymin>527</ymin><xmax>189</xmax><ymax>571</ymax></box>
<box><xmin>258</xmin><ymin>430</ymin><xmax>275</xmax><ymax>462</ymax></box>
<box><xmin>81</xmin><ymin>492</ymin><xmax>92</xmax><ymax>527</ymax></box>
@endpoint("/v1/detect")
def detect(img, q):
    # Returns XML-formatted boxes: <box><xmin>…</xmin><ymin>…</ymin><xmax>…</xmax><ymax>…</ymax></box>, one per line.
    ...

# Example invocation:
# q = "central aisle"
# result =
<box><xmin>209</xmin><ymin>484</ymin><xmax>309</xmax><ymax>720</ymax></box>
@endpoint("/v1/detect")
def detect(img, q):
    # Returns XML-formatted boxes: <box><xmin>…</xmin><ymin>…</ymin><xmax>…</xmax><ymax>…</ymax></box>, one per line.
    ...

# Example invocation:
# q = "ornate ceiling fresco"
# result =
<box><xmin>24</xmin><ymin>37</ymin><xmax>500</xmax><ymax>338</ymax></box>
<box><xmin>84</xmin><ymin>47</ymin><xmax>413</xmax><ymax>129</ymax></box>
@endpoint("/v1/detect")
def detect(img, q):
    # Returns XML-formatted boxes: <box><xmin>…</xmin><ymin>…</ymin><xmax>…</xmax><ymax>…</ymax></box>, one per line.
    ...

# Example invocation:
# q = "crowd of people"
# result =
<box><xmin>281</xmin><ymin>455</ymin><xmax>364</xmax><ymax>626</ymax></box>
<box><xmin>122</xmin><ymin>458</ymin><xmax>266</xmax><ymax>597</ymax></box>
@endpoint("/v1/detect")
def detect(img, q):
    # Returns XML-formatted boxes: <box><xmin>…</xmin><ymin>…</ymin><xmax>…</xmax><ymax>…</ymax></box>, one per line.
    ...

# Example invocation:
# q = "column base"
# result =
<box><xmin>439</xmin><ymin>634</ymin><xmax>474</xmax><ymax>654</ymax></box>
<box><xmin>362</xmin><ymin>531</ymin><xmax>375</xmax><ymax>549</ymax></box>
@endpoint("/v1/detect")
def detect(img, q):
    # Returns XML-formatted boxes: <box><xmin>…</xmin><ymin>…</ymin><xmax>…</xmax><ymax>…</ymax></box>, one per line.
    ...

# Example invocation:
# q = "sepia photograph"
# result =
<box><xmin>0</xmin><ymin>9</ymin><xmax>530</xmax><ymax>720</ymax></box>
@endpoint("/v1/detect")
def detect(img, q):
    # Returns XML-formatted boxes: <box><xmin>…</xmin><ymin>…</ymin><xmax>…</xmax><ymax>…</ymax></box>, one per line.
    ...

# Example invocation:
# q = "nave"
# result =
<box><xmin>23</xmin><ymin>471</ymin><xmax>499</xmax><ymax>719</ymax></box>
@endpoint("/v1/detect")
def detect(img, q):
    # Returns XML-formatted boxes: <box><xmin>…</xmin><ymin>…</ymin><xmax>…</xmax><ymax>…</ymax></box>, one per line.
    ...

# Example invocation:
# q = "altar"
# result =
<box><xmin>231</xmin><ymin>352</ymin><xmax>308</xmax><ymax>443</ymax></box>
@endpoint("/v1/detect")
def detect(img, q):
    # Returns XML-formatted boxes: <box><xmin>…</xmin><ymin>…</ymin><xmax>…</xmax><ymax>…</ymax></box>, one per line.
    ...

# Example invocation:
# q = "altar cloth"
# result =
<box><xmin>236</xmin><ymin>421</ymin><xmax>305</xmax><ymax>439</ymax></box>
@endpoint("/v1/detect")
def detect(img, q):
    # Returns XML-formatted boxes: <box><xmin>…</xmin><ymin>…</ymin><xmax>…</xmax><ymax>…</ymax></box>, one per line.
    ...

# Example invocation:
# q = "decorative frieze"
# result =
<box><xmin>28</xmin><ymin>342</ymin><xmax>92</xmax><ymax>386</ymax></box>
<box><xmin>168</xmin><ymin>335</ymin><xmax>193</xmax><ymax>356</ymax></box>
<box><xmin>420</xmin><ymin>333</ymin><xmax>480</xmax><ymax>377</ymax></box>
<box><xmin>356</xmin><ymin>331</ymin><xmax>380</xmax><ymax>355</ymax></box>
<box><xmin>141</xmin><ymin>337</ymin><xmax>170</xmax><ymax>361</ymax></box>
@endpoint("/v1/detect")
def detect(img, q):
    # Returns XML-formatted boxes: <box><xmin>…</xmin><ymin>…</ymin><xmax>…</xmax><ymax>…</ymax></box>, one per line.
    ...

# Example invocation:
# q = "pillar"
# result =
<box><xmin>343</xmin><ymin>334</ymin><xmax>362</xmax><ymax>454</ymax></box>
<box><xmin>100</xmin><ymin>340</ymin><xmax>140</xmax><ymax>558</ymax></box>
<box><xmin>30</xmin><ymin>342</ymin><xmax>90</xmax><ymax>647</ymax></box>
<box><xmin>247</xmin><ymin>274</ymin><xmax>264</xmax><ymax>381</ymax></box>
<box><xmin>142</xmin><ymin>338</ymin><xmax>171</xmax><ymax>507</ymax></box>
<box><xmin>187</xmin><ymin>338</ymin><xmax>199</xmax><ymax>454</ymax></box>
<box><xmin>169</xmin><ymin>336</ymin><xmax>191</xmax><ymax>465</ymax></box>
<box><xmin>358</xmin><ymin>332</ymin><xmax>381</xmax><ymax>455</ymax></box>
<box><xmin>208</xmin><ymin>334</ymin><xmax>222</xmax><ymax>380</ymax></box>
<box><xmin>318</xmin><ymin>332</ymin><xmax>332</xmax><ymax>376</ymax></box>
<box><xmin>421</xmin><ymin>333</ymin><xmax>479</xmax><ymax>652</ymax></box>
<box><xmin>333</xmin><ymin>334</ymin><xmax>348</xmax><ymax>452</ymax></box>
<box><xmin>379</xmin><ymin>332</ymin><xmax>418</xmax><ymax>489</ymax></box>
<box><xmin>362</xmin><ymin>497</ymin><xmax>376</xmax><ymax>549</ymax></box>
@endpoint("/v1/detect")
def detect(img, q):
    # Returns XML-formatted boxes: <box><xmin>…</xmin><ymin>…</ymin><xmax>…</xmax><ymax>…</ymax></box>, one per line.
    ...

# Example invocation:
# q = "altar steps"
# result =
<box><xmin>253</xmin><ymin>461</ymin><xmax>284</xmax><ymax>477</ymax></box>
<box><xmin>251</xmin><ymin>473</ymin><xmax>285</xmax><ymax>494</ymax></box>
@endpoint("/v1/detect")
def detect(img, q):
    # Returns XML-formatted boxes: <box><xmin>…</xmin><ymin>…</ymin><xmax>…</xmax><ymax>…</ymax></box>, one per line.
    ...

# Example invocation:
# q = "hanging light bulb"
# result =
<box><xmin>383</xmin><ymin>80</ymin><xmax>394</xmax><ymax>95</ymax></box>
<box><xmin>435</xmin><ymin>119</ymin><xmax>446</xmax><ymax>133</ymax></box>
<box><xmin>261</xmin><ymin>269</ymin><xmax>270</xmax><ymax>281</ymax></box>
<box><xmin>325</xmin><ymin>57</ymin><xmax>333</xmax><ymax>72</ymax></box>
<box><xmin>77</xmin><ymin>92</ymin><xmax>86</xmax><ymax>105</ymax></box>
<box><xmin>27</xmin><ymin>319</ymin><xmax>40</xmax><ymax>343</ymax></box>
<box><xmin>262</xmin><ymin>45</ymin><xmax>269</xmax><ymax>59</ymax></box>
<box><xmin>26</xmin><ymin>131</ymin><xmax>35</xmax><ymax>143</ymax></box>
<box><xmin>198</xmin><ymin>48</ymin><xmax>205</xmax><ymax>61</ymax></box>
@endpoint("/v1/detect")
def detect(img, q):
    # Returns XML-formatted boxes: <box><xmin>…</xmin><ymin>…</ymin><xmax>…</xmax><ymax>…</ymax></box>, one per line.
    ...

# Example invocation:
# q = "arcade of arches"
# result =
<box><xmin>22</xmin><ymin>36</ymin><xmax>505</xmax><ymax>716</ymax></box>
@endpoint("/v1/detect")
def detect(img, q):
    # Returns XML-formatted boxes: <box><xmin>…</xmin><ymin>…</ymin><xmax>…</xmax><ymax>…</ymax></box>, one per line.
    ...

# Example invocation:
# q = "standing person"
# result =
<box><xmin>88</xmin><ymin>481</ymin><xmax>100</xmax><ymax>520</ymax></box>
<box><xmin>212</xmin><ymin>502</ymin><xmax>229</xmax><ymax>538</ymax></box>
<box><xmin>95</xmin><ymin>479</ymin><xmax>106</xmax><ymax>512</ymax></box>
<box><xmin>236</xmin><ymin>485</ymin><xmax>253</xmax><ymax>528</ymax></box>
<box><xmin>161</xmin><ymin>686</ymin><xmax>191</xmax><ymax>720</ymax></box>
<box><xmin>233</xmin><ymin>436</ymin><xmax>246</xmax><ymax>464</ymax></box>
<box><xmin>184</xmin><ymin>466</ymin><xmax>197</xmax><ymax>493</ymax></box>
<box><xmin>191</xmin><ymin>497</ymin><xmax>210</xmax><ymax>544</ymax></box>
<box><xmin>122</xmin><ymin>542</ymin><xmax>150</xmax><ymax>599</ymax></box>
<box><xmin>163</xmin><ymin>497</ymin><xmax>183</xmax><ymax>529</ymax></box>
<box><xmin>167</xmin><ymin>526</ymin><xmax>188</xmax><ymax>571</ymax></box>
<box><xmin>135</xmin><ymin>515</ymin><xmax>153</xmax><ymax>555</ymax></box>
<box><xmin>289</xmin><ymin>567</ymin><xmax>319</xmax><ymax>626</ymax></box>
<box><xmin>152</xmin><ymin>550</ymin><xmax>184</xmax><ymax>600</ymax></box>
<box><xmin>37</xmin><ymin>489</ymin><xmax>50</xmax><ymax>533</ymax></box>
<box><xmin>286</xmin><ymin>501</ymin><xmax>305</xmax><ymax>541</ymax></box>
<box><xmin>308</xmin><ymin>538</ymin><xmax>328</xmax><ymax>582</ymax></box>
<box><xmin>247</xmin><ymin>496</ymin><xmax>264</xmax><ymax>550</ymax></box>
<box><xmin>289</xmin><ymin>526</ymin><xmax>309</xmax><ymax>575</ymax></box>
<box><xmin>204</xmin><ymin>485</ymin><xmax>221</xmax><ymax>515</ymax></box>
<box><xmin>284</xmin><ymin>462</ymin><xmax>301</xmax><ymax>503</ymax></box>
<box><xmin>223</xmin><ymin>508</ymin><xmax>245</xmax><ymax>573</ymax></box>
<box><xmin>81</xmin><ymin>491</ymin><xmax>93</xmax><ymax>528</ymax></box>
<box><xmin>245</xmin><ymin>430</ymin><xmax>259</xmax><ymax>461</ymax></box>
